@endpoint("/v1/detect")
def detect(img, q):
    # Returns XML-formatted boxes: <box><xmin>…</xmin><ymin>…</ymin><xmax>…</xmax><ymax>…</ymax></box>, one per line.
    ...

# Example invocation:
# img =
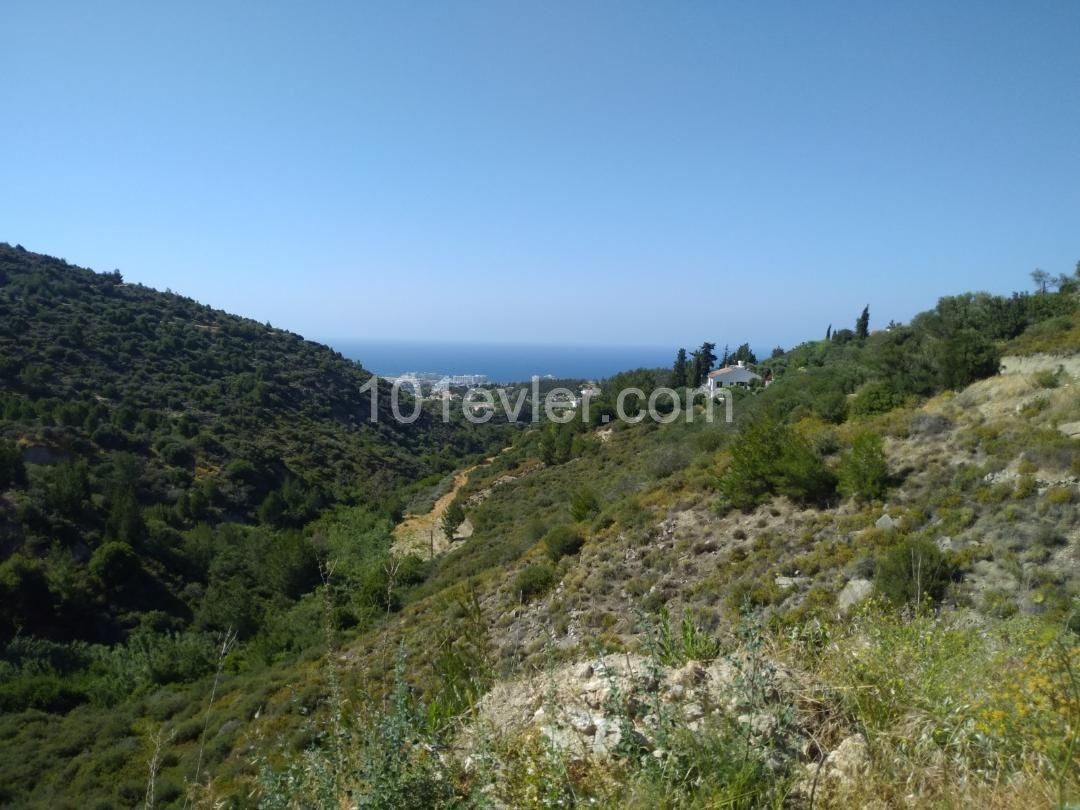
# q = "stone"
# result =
<box><xmin>824</xmin><ymin>734</ymin><xmax>870</xmax><ymax>785</ymax></box>
<box><xmin>591</xmin><ymin>717</ymin><xmax>623</xmax><ymax>756</ymax></box>
<box><xmin>875</xmin><ymin>513</ymin><xmax>897</xmax><ymax>531</ymax></box>
<box><xmin>574</xmin><ymin>663</ymin><xmax>595</xmax><ymax>679</ymax></box>
<box><xmin>837</xmin><ymin>578</ymin><xmax>873</xmax><ymax>613</ymax></box>
<box><xmin>682</xmin><ymin>702</ymin><xmax>704</xmax><ymax>722</ymax></box>
<box><xmin>565</xmin><ymin>710</ymin><xmax>597</xmax><ymax>736</ymax></box>
<box><xmin>1058</xmin><ymin>421</ymin><xmax>1080</xmax><ymax>438</ymax></box>
<box><xmin>669</xmin><ymin>661</ymin><xmax>706</xmax><ymax>687</ymax></box>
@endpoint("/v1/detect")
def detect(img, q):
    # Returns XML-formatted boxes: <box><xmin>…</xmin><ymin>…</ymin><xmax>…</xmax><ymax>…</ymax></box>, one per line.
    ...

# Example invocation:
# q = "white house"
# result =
<box><xmin>705</xmin><ymin>361</ymin><xmax>760</xmax><ymax>394</ymax></box>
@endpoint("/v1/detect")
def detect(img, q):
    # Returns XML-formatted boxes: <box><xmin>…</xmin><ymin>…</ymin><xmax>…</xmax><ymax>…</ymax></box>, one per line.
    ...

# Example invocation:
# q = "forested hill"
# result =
<box><xmin>0</xmin><ymin>243</ymin><xmax>504</xmax><ymax>642</ymax></box>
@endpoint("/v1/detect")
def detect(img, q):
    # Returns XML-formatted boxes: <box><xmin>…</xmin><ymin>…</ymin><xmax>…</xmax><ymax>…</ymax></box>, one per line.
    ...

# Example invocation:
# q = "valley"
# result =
<box><xmin>0</xmin><ymin>244</ymin><xmax>1077</xmax><ymax>808</ymax></box>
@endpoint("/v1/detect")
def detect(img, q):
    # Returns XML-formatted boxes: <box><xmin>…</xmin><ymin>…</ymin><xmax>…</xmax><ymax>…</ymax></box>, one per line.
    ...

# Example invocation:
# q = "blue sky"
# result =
<box><xmin>2</xmin><ymin>1</ymin><xmax>1078</xmax><ymax>352</ymax></box>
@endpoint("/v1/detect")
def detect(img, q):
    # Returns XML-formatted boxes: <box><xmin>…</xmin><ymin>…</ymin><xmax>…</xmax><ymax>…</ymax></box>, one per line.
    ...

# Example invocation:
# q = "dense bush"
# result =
<box><xmin>514</xmin><ymin>563</ymin><xmax>556</xmax><ymax>602</ymax></box>
<box><xmin>838</xmin><ymin>432</ymin><xmax>889</xmax><ymax>502</ymax></box>
<box><xmin>569</xmin><ymin>487</ymin><xmax>600</xmax><ymax>521</ymax></box>
<box><xmin>874</xmin><ymin>538</ymin><xmax>955</xmax><ymax>606</ymax></box>
<box><xmin>849</xmin><ymin>381</ymin><xmax>905</xmax><ymax>417</ymax></box>
<box><xmin>542</xmin><ymin>525</ymin><xmax>584</xmax><ymax>562</ymax></box>
<box><xmin>720</xmin><ymin>417</ymin><xmax>836</xmax><ymax>509</ymax></box>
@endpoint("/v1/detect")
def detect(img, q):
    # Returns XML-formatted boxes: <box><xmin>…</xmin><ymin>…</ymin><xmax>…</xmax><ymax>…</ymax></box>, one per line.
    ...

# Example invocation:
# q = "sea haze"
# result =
<box><xmin>330</xmin><ymin>340</ymin><xmax>674</xmax><ymax>384</ymax></box>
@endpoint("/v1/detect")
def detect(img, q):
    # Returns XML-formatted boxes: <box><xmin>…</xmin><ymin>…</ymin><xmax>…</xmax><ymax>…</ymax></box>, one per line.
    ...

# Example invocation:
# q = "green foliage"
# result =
<box><xmin>651</xmin><ymin>608</ymin><xmax>721</xmax><ymax>665</ymax></box>
<box><xmin>259</xmin><ymin>656</ymin><xmax>454</xmax><ymax>809</ymax></box>
<box><xmin>0</xmin><ymin>439</ymin><xmax>26</xmax><ymax>488</ymax></box>
<box><xmin>0</xmin><ymin>243</ymin><xmax>508</xmax><ymax>648</ymax></box>
<box><xmin>720</xmin><ymin>416</ymin><xmax>836</xmax><ymax>509</ymax></box>
<box><xmin>690</xmin><ymin>341</ymin><xmax>717</xmax><ymax>387</ymax></box>
<box><xmin>729</xmin><ymin>341</ymin><xmax>757</xmax><ymax>365</ymax></box>
<box><xmin>849</xmin><ymin>380</ymin><xmax>905</xmax><ymax>417</ymax></box>
<box><xmin>856</xmin><ymin>304</ymin><xmax>870</xmax><ymax>339</ymax></box>
<box><xmin>542</xmin><ymin>525</ymin><xmax>584</xmax><ymax>562</ymax></box>
<box><xmin>537</xmin><ymin>419</ymin><xmax>579</xmax><ymax>465</ymax></box>
<box><xmin>670</xmin><ymin>347</ymin><xmax>688</xmax><ymax>388</ymax></box>
<box><xmin>935</xmin><ymin>328</ymin><xmax>1001</xmax><ymax>389</ymax></box>
<box><xmin>88</xmin><ymin>541</ymin><xmax>140</xmax><ymax>588</ymax></box>
<box><xmin>89</xmin><ymin>627</ymin><xmax>218</xmax><ymax>704</ymax></box>
<box><xmin>569</xmin><ymin>486</ymin><xmax>600</xmax><ymax>521</ymax></box>
<box><xmin>440</xmin><ymin>498</ymin><xmax>466</xmax><ymax>542</ymax></box>
<box><xmin>1032</xmin><ymin>367</ymin><xmax>1064</xmax><ymax>389</ymax></box>
<box><xmin>424</xmin><ymin>588</ymin><xmax>493</xmax><ymax>735</ymax></box>
<box><xmin>838</xmin><ymin>432</ymin><xmax>889</xmax><ymax>502</ymax></box>
<box><xmin>874</xmin><ymin>538</ymin><xmax>955</xmax><ymax>606</ymax></box>
<box><xmin>514</xmin><ymin>563</ymin><xmax>556</xmax><ymax>602</ymax></box>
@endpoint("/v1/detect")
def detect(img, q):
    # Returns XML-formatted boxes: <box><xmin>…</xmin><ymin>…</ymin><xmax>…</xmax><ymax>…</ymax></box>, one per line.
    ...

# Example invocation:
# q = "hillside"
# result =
<box><xmin>1</xmin><ymin>251</ymin><xmax>1078</xmax><ymax>808</ymax></box>
<box><xmin>0</xmin><ymin>244</ymin><xmax>518</xmax><ymax>806</ymax></box>
<box><xmin>246</xmin><ymin>282</ymin><xmax>1079</xmax><ymax>808</ymax></box>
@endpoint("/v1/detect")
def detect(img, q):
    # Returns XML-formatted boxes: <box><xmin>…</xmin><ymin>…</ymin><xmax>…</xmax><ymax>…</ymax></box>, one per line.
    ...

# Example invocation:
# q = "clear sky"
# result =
<box><xmin>3</xmin><ymin>1</ymin><xmax>1078</xmax><ymax>352</ymax></box>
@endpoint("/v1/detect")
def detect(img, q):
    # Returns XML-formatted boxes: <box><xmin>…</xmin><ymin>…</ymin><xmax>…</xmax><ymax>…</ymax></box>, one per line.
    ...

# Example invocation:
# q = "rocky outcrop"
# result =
<box><xmin>467</xmin><ymin>652</ymin><xmax>794</xmax><ymax>759</ymax></box>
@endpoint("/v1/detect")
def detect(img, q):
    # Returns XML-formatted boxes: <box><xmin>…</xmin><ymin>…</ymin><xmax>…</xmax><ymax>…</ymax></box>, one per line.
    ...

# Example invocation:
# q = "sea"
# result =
<box><xmin>329</xmin><ymin>340</ymin><xmax>674</xmax><ymax>384</ymax></box>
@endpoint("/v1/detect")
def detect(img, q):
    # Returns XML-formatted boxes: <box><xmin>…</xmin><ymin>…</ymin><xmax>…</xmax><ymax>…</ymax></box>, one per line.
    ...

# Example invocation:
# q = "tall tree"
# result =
<box><xmin>732</xmin><ymin>342</ymin><xmax>757</xmax><ymax>365</ymax></box>
<box><xmin>855</xmin><ymin>305</ymin><xmax>870</xmax><ymax>339</ymax></box>
<box><xmin>441</xmin><ymin>499</ymin><xmax>466</xmax><ymax>542</ymax></box>
<box><xmin>1031</xmin><ymin>268</ymin><xmax>1051</xmax><ymax>294</ymax></box>
<box><xmin>690</xmin><ymin>341</ymin><xmax>717</xmax><ymax>387</ymax></box>
<box><xmin>826</xmin><ymin>324</ymin><xmax>832</xmax><ymax>341</ymax></box>
<box><xmin>671</xmin><ymin>348</ymin><xmax>688</xmax><ymax>388</ymax></box>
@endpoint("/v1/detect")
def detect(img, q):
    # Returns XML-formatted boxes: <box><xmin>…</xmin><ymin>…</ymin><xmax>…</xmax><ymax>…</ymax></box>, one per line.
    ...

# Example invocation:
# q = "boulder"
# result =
<box><xmin>1058</xmin><ymin>421</ymin><xmax>1080</xmax><ymax>438</ymax></box>
<box><xmin>837</xmin><ymin>578</ymin><xmax>873</xmax><ymax>613</ymax></box>
<box><xmin>874</xmin><ymin>514</ymin><xmax>897</xmax><ymax>531</ymax></box>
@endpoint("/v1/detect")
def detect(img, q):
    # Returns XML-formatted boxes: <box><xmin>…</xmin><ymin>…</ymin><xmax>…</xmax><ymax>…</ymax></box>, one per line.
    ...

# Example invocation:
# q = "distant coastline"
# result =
<box><xmin>329</xmin><ymin>339</ymin><xmax>674</xmax><ymax>384</ymax></box>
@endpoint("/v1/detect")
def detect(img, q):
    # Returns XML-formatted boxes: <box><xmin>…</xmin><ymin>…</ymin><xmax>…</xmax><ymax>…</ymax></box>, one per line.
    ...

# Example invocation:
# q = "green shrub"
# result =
<box><xmin>569</xmin><ymin>487</ymin><xmax>600</xmax><ymax>521</ymax></box>
<box><xmin>1041</xmin><ymin>486</ymin><xmax>1076</xmax><ymax>506</ymax></box>
<box><xmin>838</xmin><ymin>432</ymin><xmax>889</xmax><ymax>502</ymax></box>
<box><xmin>0</xmin><ymin>673</ymin><xmax>87</xmax><ymax>712</ymax></box>
<box><xmin>1031</xmin><ymin>368</ymin><xmax>1062</xmax><ymax>389</ymax></box>
<box><xmin>720</xmin><ymin>417</ymin><xmax>836</xmax><ymax>509</ymax></box>
<box><xmin>874</xmin><ymin>538</ymin><xmax>955</xmax><ymax>607</ymax></box>
<box><xmin>1013</xmin><ymin>475</ymin><xmax>1038</xmax><ymax>499</ymax></box>
<box><xmin>88</xmin><ymin>541</ymin><xmax>140</xmax><ymax>587</ymax></box>
<box><xmin>514</xmin><ymin>564</ymin><xmax>556</xmax><ymax>602</ymax></box>
<box><xmin>849</xmin><ymin>381</ymin><xmax>904</xmax><ymax>417</ymax></box>
<box><xmin>542</xmin><ymin>526</ymin><xmax>584</xmax><ymax>562</ymax></box>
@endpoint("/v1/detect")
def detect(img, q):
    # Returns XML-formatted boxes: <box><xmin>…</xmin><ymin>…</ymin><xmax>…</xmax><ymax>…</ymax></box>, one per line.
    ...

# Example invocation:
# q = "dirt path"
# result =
<box><xmin>391</xmin><ymin>466</ymin><xmax>477</xmax><ymax>559</ymax></box>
